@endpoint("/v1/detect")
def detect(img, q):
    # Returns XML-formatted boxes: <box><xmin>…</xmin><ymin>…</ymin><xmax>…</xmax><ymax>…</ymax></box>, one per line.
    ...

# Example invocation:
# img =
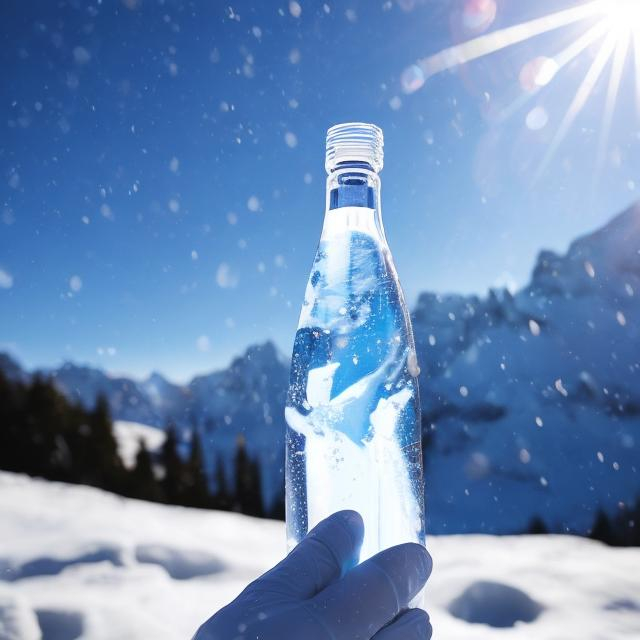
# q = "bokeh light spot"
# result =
<box><xmin>401</xmin><ymin>64</ymin><xmax>425</xmax><ymax>94</ymax></box>
<box><xmin>519</xmin><ymin>56</ymin><xmax>559</xmax><ymax>92</ymax></box>
<box><xmin>526</xmin><ymin>106</ymin><xmax>549</xmax><ymax>130</ymax></box>
<box><xmin>462</xmin><ymin>0</ymin><xmax>497</xmax><ymax>34</ymax></box>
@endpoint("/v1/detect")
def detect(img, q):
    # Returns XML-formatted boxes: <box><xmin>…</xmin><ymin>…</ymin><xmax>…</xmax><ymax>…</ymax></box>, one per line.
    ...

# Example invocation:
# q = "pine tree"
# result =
<box><xmin>161</xmin><ymin>424</ymin><xmax>185</xmax><ymax>504</ymax></box>
<box><xmin>527</xmin><ymin>516</ymin><xmax>549</xmax><ymax>534</ymax></box>
<box><xmin>213</xmin><ymin>455</ymin><xmax>231</xmax><ymax>511</ymax></box>
<box><xmin>268</xmin><ymin>477</ymin><xmax>285</xmax><ymax>521</ymax></box>
<box><xmin>80</xmin><ymin>394</ymin><xmax>124</xmax><ymax>490</ymax></box>
<box><xmin>129</xmin><ymin>439</ymin><xmax>162</xmax><ymax>502</ymax></box>
<box><xmin>590</xmin><ymin>509</ymin><xmax>616</xmax><ymax>545</ymax></box>
<box><xmin>0</xmin><ymin>371</ymin><xmax>24</xmax><ymax>472</ymax></box>
<box><xmin>182</xmin><ymin>433</ymin><xmax>211</xmax><ymax>508</ymax></box>
<box><xmin>233</xmin><ymin>435</ymin><xmax>264</xmax><ymax>517</ymax></box>
<box><xmin>23</xmin><ymin>375</ymin><xmax>71</xmax><ymax>478</ymax></box>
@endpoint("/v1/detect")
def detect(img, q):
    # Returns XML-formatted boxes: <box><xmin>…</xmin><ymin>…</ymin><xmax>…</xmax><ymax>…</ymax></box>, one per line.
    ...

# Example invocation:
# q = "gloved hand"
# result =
<box><xmin>193</xmin><ymin>510</ymin><xmax>432</xmax><ymax>639</ymax></box>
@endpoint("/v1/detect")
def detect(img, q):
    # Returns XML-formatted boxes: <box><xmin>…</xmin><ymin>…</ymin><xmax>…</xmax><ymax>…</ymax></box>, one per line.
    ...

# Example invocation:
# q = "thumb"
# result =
<box><xmin>254</xmin><ymin>510</ymin><xmax>364</xmax><ymax>601</ymax></box>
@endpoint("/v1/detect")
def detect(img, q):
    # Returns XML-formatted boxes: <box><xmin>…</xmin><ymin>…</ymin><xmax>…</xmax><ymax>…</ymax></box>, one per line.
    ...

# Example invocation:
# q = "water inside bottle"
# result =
<box><xmin>285</xmin><ymin>205</ymin><xmax>425</xmax><ymax>561</ymax></box>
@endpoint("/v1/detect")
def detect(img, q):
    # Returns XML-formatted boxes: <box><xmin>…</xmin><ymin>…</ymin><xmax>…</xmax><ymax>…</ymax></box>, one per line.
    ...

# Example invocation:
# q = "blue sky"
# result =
<box><xmin>1</xmin><ymin>0</ymin><xmax>639</xmax><ymax>382</ymax></box>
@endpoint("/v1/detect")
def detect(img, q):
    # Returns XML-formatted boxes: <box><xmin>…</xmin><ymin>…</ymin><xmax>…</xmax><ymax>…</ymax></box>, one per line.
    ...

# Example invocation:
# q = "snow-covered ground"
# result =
<box><xmin>1</xmin><ymin>473</ymin><xmax>639</xmax><ymax>640</ymax></box>
<box><xmin>113</xmin><ymin>421</ymin><xmax>166</xmax><ymax>469</ymax></box>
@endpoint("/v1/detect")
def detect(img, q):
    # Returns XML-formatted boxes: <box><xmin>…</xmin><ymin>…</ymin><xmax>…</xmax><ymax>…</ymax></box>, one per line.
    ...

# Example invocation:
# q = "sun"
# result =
<box><xmin>601</xmin><ymin>0</ymin><xmax>640</xmax><ymax>39</ymax></box>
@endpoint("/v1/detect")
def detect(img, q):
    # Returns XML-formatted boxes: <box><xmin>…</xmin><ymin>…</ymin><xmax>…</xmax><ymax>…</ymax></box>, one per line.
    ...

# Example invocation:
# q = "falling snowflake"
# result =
<box><xmin>389</xmin><ymin>96</ymin><xmax>402</xmax><ymax>111</ymax></box>
<box><xmin>284</xmin><ymin>131</ymin><xmax>298</xmax><ymax>148</ymax></box>
<box><xmin>69</xmin><ymin>275</ymin><xmax>82</xmax><ymax>292</ymax></box>
<box><xmin>216</xmin><ymin>263</ymin><xmax>239</xmax><ymax>288</ymax></box>
<box><xmin>73</xmin><ymin>46</ymin><xmax>91</xmax><ymax>64</ymax></box>
<box><xmin>100</xmin><ymin>204</ymin><xmax>113</xmax><ymax>220</ymax></box>
<box><xmin>528</xmin><ymin>319</ymin><xmax>541</xmax><ymax>336</ymax></box>
<box><xmin>247</xmin><ymin>196</ymin><xmax>260</xmax><ymax>212</ymax></box>
<box><xmin>0</xmin><ymin>268</ymin><xmax>13</xmax><ymax>289</ymax></box>
<box><xmin>555</xmin><ymin>379</ymin><xmax>568</xmax><ymax>397</ymax></box>
<box><xmin>8</xmin><ymin>172</ymin><xmax>20</xmax><ymax>189</ymax></box>
<box><xmin>289</xmin><ymin>48</ymin><xmax>301</xmax><ymax>64</ymax></box>
<box><xmin>289</xmin><ymin>1</ymin><xmax>302</xmax><ymax>18</ymax></box>
<box><xmin>196</xmin><ymin>335</ymin><xmax>211</xmax><ymax>352</ymax></box>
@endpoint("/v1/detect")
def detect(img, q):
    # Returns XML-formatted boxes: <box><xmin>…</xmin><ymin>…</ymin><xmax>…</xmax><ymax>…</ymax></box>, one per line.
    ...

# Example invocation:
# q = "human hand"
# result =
<box><xmin>193</xmin><ymin>510</ymin><xmax>432</xmax><ymax>639</ymax></box>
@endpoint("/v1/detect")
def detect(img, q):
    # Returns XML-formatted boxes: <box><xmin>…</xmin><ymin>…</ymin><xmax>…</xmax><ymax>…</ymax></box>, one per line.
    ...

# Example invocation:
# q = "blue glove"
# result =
<box><xmin>193</xmin><ymin>510</ymin><xmax>432</xmax><ymax>639</ymax></box>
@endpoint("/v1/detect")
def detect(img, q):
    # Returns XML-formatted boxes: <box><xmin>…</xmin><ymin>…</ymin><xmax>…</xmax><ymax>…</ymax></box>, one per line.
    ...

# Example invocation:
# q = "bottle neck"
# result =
<box><xmin>326</xmin><ymin>164</ymin><xmax>381</xmax><ymax>211</ymax></box>
<box><xmin>323</xmin><ymin>164</ymin><xmax>387</xmax><ymax>244</ymax></box>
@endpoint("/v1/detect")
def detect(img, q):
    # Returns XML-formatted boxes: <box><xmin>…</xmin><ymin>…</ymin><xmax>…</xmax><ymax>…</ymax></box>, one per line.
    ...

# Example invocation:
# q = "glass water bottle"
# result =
<box><xmin>285</xmin><ymin>122</ymin><xmax>425</xmax><ymax>564</ymax></box>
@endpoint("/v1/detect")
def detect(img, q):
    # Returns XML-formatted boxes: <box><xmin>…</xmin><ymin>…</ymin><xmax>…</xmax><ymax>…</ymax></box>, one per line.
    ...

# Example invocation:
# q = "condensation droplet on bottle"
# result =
<box><xmin>407</xmin><ymin>350</ymin><xmax>421</xmax><ymax>377</ymax></box>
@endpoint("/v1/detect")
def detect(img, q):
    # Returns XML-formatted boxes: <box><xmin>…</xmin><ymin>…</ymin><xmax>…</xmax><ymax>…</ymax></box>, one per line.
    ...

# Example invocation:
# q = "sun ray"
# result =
<box><xmin>496</xmin><ymin>19</ymin><xmax>610</xmax><ymax>124</ymax></box>
<box><xmin>533</xmin><ymin>32</ymin><xmax>619</xmax><ymax>184</ymax></box>
<box><xmin>596</xmin><ymin>32</ymin><xmax>631</xmax><ymax>175</ymax></box>
<box><xmin>412</xmin><ymin>1</ymin><xmax>603</xmax><ymax>83</ymax></box>
<box><xmin>634</xmin><ymin>32</ymin><xmax>640</xmax><ymax>116</ymax></box>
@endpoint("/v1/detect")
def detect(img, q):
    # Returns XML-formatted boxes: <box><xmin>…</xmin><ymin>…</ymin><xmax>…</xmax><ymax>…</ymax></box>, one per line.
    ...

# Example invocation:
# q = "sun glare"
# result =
<box><xmin>401</xmin><ymin>0</ymin><xmax>640</xmax><ymax>183</ymax></box>
<box><xmin>602</xmin><ymin>0</ymin><xmax>640</xmax><ymax>39</ymax></box>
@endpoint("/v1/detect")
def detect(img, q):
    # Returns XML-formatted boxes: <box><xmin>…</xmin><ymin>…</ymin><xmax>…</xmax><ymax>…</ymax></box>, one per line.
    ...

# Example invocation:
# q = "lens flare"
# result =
<box><xmin>401</xmin><ymin>64</ymin><xmax>426</xmax><ymax>94</ymax></box>
<box><xmin>526</xmin><ymin>106</ymin><xmax>549</xmax><ymax>131</ymax></box>
<box><xmin>519</xmin><ymin>57</ymin><xmax>559</xmax><ymax>92</ymax></box>
<box><xmin>462</xmin><ymin>0</ymin><xmax>497</xmax><ymax>34</ymax></box>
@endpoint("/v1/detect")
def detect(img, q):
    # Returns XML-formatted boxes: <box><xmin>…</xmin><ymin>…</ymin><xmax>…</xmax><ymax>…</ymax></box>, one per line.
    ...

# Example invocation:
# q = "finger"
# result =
<box><xmin>309</xmin><ymin>542</ymin><xmax>432</xmax><ymax>640</ymax></box>
<box><xmin>372</xmin><ymin>609</ymin><xmax>432</xmax><ymax>640</ymax></box>
<box><xmin>255</xmin><ymin>510</ymin><xmax>364</xmax><ymax>600</ymax></box>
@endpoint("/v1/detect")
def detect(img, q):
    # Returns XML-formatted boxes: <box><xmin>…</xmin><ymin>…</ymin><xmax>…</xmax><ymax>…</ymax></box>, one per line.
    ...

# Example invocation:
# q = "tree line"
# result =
<box><xmin>2</xmin><ymin>369</ymin><xmax>636</xmax><ymax>542</ymax></box>
<box><xmin>525</xmin><ymin>506</ymin><xmax>640</xmax><ymax>546</ymax></box>
<box><xmin>0</xmin><ymin>370</ymin><xmax>282</xmax><ymax>519</ymax></box>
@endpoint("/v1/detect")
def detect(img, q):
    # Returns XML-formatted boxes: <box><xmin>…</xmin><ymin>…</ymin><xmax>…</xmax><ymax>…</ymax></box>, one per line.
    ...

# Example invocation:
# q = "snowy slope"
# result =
<box><xmin>0</xmin><ymin>473</ymin><xmax>639</xmax><ymax>640</ymax></box>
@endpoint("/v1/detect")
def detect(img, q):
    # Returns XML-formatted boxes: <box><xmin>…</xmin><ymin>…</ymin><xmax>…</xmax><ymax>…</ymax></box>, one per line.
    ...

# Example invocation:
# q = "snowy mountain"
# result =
<box><xmin>413</xmin><ymin>203</ymin><xmax>640</xmax><ymax>534</ymax></box>
<box><xmin>15</xmin><ymin>342</ymin><xmax>290</xmax><ymax>510</ymax></box>
<box><xmin>1</xmin><ymin>472</ymin><xmax>639</xmax><ymax>640</ymax></box>
<box><xmin>1</xmin><ymin>203</ymin><xmax>639</xmax><ymax>532</ymax></box>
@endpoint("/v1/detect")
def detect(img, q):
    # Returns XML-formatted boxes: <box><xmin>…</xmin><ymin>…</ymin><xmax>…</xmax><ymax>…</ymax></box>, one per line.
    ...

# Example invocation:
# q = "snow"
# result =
<box><xmin>113</xmin><ymin>421</ymin><xmax>166</xmax><ymax>469</ymax></box>
<box><xmin>1</xmin><ymin>473</ymin><xmax>639</xmax><ymax>640</ymax></box>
